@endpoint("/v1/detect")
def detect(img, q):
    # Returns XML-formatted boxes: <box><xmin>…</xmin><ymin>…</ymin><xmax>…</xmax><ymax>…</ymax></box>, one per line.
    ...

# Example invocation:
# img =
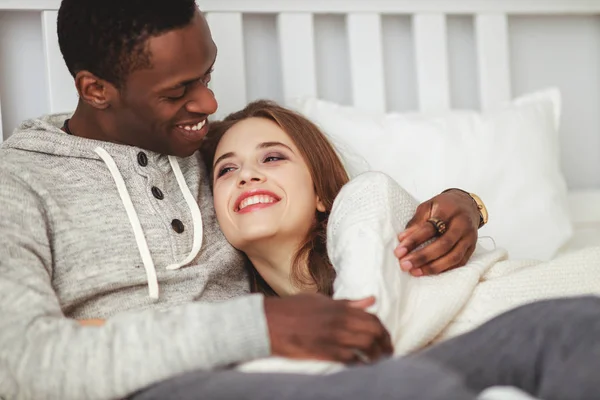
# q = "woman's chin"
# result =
<box><xmin>230</xmin><ymin>228</ymin><xmax>280</xmax><ymax>251</ymax></box>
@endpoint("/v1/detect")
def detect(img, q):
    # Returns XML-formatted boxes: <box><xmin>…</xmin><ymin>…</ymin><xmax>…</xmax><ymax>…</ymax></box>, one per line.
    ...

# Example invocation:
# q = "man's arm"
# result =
<box><xmin>0</xmin><ymin>170</ymin><xmax>271</xmax><ymax>400</ymax></box>
<box><xmin>394</xmin><ymin>189</ymin><xmax>485</xmax><ymax>276</ymax></box>
<box><xmin>0</xmin><ymin>169</ymin><xmax>392</xmax><ymax>400</ymax></box>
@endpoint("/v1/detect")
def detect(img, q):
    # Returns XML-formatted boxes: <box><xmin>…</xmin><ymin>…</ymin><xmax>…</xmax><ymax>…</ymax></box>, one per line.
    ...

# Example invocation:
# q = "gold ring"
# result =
<box><xmin>427</xmin><ymin>217</ymin><xmax>448</xmax><ymax>236</ymax></box>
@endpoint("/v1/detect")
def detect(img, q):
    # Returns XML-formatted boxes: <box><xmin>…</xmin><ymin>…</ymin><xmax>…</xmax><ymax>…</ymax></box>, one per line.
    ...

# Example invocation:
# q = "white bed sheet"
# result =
<box><xmin>558</xmin><ymin>223</ymin><xmax>600</xmax><ymax>255</ymax></box>
<box><xmin>476</xmin><ymin>221</ymin><xmax>600</xmax><ymax>400</ymax></box>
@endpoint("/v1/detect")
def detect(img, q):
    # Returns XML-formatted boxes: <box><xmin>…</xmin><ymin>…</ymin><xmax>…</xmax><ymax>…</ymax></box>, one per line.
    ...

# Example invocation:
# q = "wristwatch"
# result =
<box><xmin>468</xmin><ymin>192</ymin><xmax>489</xmax><ymax>229</ymax></box>
<box><xmin>443</xmin><ymin>188</ymin><xmax>489</xmax><ymax>229</ymax></box>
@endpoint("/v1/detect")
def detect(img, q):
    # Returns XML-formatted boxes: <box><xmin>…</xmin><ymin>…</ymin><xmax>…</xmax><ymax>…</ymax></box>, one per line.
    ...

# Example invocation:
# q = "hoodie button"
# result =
<box><xmin>137</xmin><ymin>152</ymin><xmax>148</xmax><ymax>167</ymax></box>
<box><xmin>171</xmin><ymin>219</ymin><xmax>185</xmax><ymax>234</ymax></box>
<box><xmin>151</xmin><ymin>187</ymin><xmax>164</xmax><ymax>200</ymax></box>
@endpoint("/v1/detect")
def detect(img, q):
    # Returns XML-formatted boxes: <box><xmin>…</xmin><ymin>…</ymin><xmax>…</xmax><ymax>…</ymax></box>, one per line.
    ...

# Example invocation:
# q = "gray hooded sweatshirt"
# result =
<box><xmin>0</xmin><ymin>114</ymin><xmax>270</xmax><ymax>400</ymax></box>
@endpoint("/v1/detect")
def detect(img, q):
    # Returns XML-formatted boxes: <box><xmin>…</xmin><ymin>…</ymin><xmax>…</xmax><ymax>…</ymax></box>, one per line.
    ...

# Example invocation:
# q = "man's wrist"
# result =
<box><xmin>442</xmin><ymin>188</ymin><xmax>488</xmax><ymax>229</ymax></box>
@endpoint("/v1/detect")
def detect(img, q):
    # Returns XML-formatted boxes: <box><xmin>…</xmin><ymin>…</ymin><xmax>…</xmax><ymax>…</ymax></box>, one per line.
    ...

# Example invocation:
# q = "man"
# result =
<box><xmin>1</xmin><ymin>1</ymin><xmax>598</xmax><ymax>400</ymax></box>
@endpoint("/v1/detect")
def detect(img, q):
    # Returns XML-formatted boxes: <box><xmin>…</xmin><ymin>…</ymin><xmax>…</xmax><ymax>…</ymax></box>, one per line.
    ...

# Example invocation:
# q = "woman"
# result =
<box><xmin>201</xmin><ymin>100</ymin><xmax>600</xmax><ymax>356</ymax></box>
<box><xmin>201</xmin><ymin>99</ymin><xmax>350</xmax><ymax>297</ymax></box>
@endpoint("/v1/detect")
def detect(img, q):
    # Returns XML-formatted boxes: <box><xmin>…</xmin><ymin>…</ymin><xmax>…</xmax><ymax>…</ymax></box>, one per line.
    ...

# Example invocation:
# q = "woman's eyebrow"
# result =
<box><xmin>257</xmin><ymin>141</ymin><xmax>294</xmax><ymax>153</ymax></box>
<box><xmin>213</xmin><ymin>151</ymin><xmax>235</xmax><ymax>167</ymax></box>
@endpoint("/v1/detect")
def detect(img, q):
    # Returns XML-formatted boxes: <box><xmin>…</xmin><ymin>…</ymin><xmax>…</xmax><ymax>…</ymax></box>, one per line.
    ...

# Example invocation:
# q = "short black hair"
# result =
<box><xmin>57</xmin><ymin>0</ymin><xmax>198</xmax><ymax>88</ymax></box>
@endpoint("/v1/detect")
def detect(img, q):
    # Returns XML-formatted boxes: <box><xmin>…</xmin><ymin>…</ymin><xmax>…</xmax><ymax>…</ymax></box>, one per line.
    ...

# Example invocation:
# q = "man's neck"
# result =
<box><xmin>243</xmin><ymin>238</ymin><xmax>315</xmax><ymax>296</ymax></box>
<box><xmin>67</xmin><ymin>103</ymin><xmax>122</xmax><ymax>144</ymax></box>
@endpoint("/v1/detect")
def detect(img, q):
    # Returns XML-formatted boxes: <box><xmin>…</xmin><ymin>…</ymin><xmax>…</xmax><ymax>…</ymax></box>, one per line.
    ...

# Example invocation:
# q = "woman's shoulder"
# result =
<box><xmin>335</xmin><ymin>171</ymin><xmax>418</xmax><ymax>209</ymax></box>
<box><xmin>328</xmin><ymin>171</ymin><xmax>419</xmax><ymax>237</ymax></box>
<box><xmin>344</xmin><ymin>170</ymin><xmax>399</xmax><ymax>189</ymax></box>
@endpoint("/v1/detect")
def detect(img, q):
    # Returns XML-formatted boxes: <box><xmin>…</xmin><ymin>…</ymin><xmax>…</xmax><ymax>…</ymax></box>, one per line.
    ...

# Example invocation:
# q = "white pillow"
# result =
<box><xmin>287</xmin><ymin>88</ymin><xmax>572</xmax><ymax>261</ymax></box>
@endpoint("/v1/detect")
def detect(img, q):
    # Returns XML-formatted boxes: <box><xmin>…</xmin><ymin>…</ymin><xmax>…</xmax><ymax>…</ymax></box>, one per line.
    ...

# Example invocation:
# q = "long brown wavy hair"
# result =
<box><xmin>201</xmin><ymin>100</ymin><xmax>350</xmax><ymax>296</ymax></box>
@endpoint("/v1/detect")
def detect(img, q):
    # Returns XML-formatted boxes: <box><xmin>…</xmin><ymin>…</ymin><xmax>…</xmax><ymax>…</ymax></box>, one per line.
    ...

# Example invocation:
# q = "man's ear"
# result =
<box><xmin>74</xmin><ymin>71</ymin><xmax>116</xmax><ymax>110</ymax></box>
<box><xmin>316</xmin><ymin>197</ymin><xmax>326</xmax><ymax>213</ymax></box>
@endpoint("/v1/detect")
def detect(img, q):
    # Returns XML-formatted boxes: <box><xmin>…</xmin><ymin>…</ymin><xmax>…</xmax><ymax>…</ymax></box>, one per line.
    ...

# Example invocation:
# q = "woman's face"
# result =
<box><xmin>211</xmin><ymin>117</ymin><xmax>325</xmax><ymax>252</ymax></box>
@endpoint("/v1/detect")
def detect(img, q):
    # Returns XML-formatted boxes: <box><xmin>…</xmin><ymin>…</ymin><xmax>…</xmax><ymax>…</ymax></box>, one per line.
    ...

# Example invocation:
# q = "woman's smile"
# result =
<box><xmin>235</xmin><ymin>190</ymin><xmax>282</xmax><ymax>214</ymax></box>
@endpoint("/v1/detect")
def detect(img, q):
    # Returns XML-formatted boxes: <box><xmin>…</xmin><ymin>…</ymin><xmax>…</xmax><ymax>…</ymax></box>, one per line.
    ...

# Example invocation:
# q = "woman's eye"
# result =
<box><xmin>263</xmin><ymin>154</ymin><xmax>286</xmax><ymax>163</ymax></box>
<box><xmin>216</xmin><ymin>166</ymin><xmax>235</xmax><ymax>178</ymax></box>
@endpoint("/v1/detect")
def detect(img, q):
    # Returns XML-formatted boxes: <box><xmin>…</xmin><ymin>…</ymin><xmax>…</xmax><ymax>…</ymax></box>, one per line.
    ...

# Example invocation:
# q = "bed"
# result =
<box><xmin>0</xmin><ymin>1</ymin><xmax>598</xmax><ymax>398</ymax></box>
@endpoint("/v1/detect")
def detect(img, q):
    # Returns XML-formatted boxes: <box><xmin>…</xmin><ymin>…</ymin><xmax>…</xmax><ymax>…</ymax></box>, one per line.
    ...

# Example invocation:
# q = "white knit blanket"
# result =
<box><xmin>236</xmin><ymin>172</ymin><xmax>600</xmax><ymax>385</ymax></box>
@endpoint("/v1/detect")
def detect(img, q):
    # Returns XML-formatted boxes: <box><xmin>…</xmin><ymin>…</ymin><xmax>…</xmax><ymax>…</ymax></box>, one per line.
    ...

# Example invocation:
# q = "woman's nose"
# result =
<box><xmin>237</xmin><ymin>167</ymin><xmax>265</xmax><ymax>186</ymax></box>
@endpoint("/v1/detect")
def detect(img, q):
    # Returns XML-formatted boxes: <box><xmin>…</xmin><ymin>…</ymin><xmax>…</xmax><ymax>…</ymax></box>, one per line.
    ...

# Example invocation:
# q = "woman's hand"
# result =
<box><xmin>394</xmin><ymin>189</ymin><xmax>480</xmax><ymax>276</ymax></box>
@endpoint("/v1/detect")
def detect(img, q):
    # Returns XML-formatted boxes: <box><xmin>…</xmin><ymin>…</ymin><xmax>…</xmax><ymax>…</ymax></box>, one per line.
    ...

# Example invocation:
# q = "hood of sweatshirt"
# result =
<box><xmin>5</xmin><ymin>112</ymin><xmax>140</xmax><ymax>159</ymax></box>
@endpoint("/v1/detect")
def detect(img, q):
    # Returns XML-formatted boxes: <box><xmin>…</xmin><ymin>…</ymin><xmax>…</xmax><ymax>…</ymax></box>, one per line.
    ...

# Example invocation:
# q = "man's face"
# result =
<box><xmin>111</xmin><ymin>11</ymin><xmax>218</xmax><ymax>157</ymax></box>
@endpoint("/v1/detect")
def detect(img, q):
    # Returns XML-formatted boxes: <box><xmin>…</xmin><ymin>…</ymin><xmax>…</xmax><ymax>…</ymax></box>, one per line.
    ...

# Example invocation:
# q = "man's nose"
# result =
<box><xmin>185</xmin><ymin>86</ymin><xmax>218</xmax><ymax>116</ymax></box>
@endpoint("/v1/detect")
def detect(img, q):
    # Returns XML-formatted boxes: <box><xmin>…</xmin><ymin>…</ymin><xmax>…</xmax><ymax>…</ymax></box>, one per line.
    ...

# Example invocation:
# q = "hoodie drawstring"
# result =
<box><xmin>94</xmin><ymin>147</ymin><xmax>203</xmax><ymax>299</ymax></box>
<box><xmin>165</xmin><ymin>155</ymin><xmax>204</xmax><ymax>270</ymax></box>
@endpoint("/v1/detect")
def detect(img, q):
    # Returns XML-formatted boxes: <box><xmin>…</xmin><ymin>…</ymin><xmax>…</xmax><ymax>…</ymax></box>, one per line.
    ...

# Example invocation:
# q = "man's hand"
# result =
<box><xmin>264</xmin><ymin>294</ymin><xmax>393</xmax><ymax>364</ymax></box>
<box><xmin>394</xmin><ymin>189</ymin><xmax>480</xmax><ymax>276</ymax></box>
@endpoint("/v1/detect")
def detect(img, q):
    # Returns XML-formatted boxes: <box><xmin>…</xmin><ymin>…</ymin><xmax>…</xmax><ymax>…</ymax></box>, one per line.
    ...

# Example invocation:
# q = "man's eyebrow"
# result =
<box><xmin>163</xmin><ymin>61</ymin><xmax>216</xmax><ymax>91</ymax></box>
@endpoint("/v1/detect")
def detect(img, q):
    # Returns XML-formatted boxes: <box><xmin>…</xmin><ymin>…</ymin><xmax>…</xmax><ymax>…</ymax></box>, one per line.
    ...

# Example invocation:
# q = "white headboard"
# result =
<box><xmin>1</xmin><ymin>0</ymin><xmax>600</xmax><ymax>226</ymax></box>
<box><xmin>2</xmin><ymin>1</ymin><xmax>600</xmax><ymax>119</ymax></box>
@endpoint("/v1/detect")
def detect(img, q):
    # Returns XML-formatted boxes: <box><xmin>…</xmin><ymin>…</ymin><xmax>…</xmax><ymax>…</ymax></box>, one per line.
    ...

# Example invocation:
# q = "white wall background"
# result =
<box><xmin>1</xmin><ymin>11</ymin><xmax>599</xmax><ymax>189</ymax></box>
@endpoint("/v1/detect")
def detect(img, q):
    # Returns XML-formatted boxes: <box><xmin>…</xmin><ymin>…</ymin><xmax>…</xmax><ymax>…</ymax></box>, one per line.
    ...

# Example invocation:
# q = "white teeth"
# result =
<box><xmin>179</xmin><ymin>120</ymin><xmax>206</xmax><ymax>132</ymax></box>
<box><xmin>239</xmin><ymin>195</ymin><xmax>277</xmax><ymax>211</ymax></box>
